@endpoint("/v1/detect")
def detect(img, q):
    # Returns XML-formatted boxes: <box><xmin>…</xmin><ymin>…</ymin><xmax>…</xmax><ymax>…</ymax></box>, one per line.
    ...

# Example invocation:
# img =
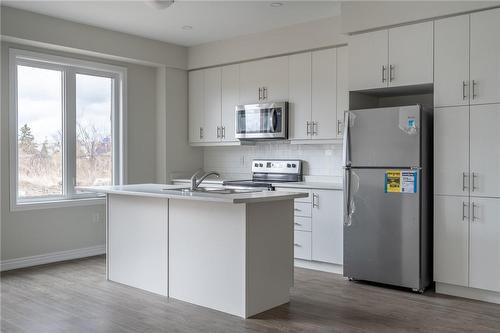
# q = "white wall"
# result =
<box><xmin>341</xmin><ymin>1</ymin><xmax>500</xmax><ymax>33</ymax></box>
<box><xmin>188</xmin><ymin>16</ymin><xmax>346</xmax><ymax>69</ymax></box>
<box><xmin>1</xmin><ymin>6</ymin><xmax>187</xmax><ymax>68</ymax></box>
<box><xmin>203</xmin><ymin>144</ymin><xmax>343</xmax><ymax>182</ymax></box>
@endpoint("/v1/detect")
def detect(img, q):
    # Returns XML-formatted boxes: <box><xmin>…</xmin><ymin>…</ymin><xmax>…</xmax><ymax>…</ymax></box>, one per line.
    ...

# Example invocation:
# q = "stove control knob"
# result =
<box><xmin>254</xmin><ymin>163</ymin><xmax>259</xmax><ymax>167</ymax></box>
<box><xmin>292</xmin><ymin>164</ymin><xmax>296</xmax><ymax>168</ymax></box>
<box><xmin>259</xmin><ymin>163</ymin><xmax>263</xmax><ymax>167</ymax></box>
<box><xmin>287</xmin><ymin>164</ymin><xmax>291</xmax><ymax>168</ymax></box>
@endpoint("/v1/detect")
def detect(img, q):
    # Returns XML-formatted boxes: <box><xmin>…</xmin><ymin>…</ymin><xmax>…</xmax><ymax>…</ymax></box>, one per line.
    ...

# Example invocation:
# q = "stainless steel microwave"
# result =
<box><xmin>235</xmin><ymin>102</ymin><xmax>288</xmax><ymax>140</ymax></box>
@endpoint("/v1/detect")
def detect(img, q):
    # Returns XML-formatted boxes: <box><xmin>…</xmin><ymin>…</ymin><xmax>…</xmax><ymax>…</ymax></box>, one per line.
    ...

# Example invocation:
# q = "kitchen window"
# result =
<box><xmin>9</xmin><ymin>49</ymin><xmax>127</xmax><ymax>210</ymax></box>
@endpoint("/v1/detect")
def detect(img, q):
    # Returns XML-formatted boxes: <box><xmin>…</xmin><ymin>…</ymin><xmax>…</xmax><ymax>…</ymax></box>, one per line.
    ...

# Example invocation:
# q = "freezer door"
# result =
<box><xmin>343</xmin><ymin>168</ymin><xmax>421</xmax><ymax>289</ymax></box>
<box><xmin>347</xmin><ymin>106</ymin><xmax>421</xmax><ymax>167</ymax></box>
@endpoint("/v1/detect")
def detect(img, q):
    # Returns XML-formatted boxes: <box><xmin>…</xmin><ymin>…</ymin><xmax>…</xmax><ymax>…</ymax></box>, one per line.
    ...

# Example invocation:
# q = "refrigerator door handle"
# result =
<box><xmin>344</xmin><ymin>167</ymin><xmax>352</xmax><ymax>226</ymax></box>
<box><xmin>342</xmin><ymin>111</ymin><xmax>351</xmax><ymax>167</ymax></box>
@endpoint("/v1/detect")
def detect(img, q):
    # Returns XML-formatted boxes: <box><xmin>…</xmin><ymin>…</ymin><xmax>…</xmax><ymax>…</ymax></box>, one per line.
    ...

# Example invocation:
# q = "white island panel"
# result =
<box><xmin>107</xmin><ymin>195</ymin><xmax>168</xmax><ymax>296</ymax></box>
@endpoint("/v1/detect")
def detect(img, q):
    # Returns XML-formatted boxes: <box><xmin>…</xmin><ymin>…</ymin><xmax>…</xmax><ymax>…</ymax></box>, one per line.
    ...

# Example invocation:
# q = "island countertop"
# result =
<box><xmin>80</xmin><ymin>183</ymin><xmax>308</xmax><ymax>204</ymax></box>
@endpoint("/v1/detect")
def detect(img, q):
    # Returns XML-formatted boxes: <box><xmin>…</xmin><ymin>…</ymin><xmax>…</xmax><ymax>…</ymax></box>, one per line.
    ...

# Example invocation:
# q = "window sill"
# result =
<box><xmin>11</xmin><ymin>197</ymin><xmax>106</xmax><ymax>212</ymax></box>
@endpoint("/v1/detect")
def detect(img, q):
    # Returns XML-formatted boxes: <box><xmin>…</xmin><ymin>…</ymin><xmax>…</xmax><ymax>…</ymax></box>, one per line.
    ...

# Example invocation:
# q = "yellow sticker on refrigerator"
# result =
<box><xmin>385</xmin><ymin>170</ymin><xmax>417</xmax><ymax>193</ymax></box>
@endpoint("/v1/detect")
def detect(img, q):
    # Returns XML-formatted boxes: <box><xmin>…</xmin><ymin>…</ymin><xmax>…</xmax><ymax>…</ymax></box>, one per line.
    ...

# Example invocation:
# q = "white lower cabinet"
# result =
<box><xmin>469</xmin><ymin>197</ymin><xmax>500</xmax><ymax>293</ymax></box>
<box><xmin>311</xmin><ymin>190</ymin><xmax>343</xmax><ymax>265</ymax></box>
<box><xmin>276</xmin><ymin>187</ymin><xmax>343</xmax><ymax>266</ymax></box>
<box><xmin>294</xmin><ymin>231</ymin><xmax>312</xmax><ymax>260</ymax></box>
<box><xmin>435</xmin><ymin>195</ymin><xmax>500</xmax><ymax>294</ymax></box>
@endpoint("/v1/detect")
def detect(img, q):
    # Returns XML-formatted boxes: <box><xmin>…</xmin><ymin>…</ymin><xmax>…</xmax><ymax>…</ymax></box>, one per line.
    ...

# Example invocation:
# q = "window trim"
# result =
<box><xmin>9</xmin><ymin>48</ymin><xmax>128</xmax><ymax>211</ymax></box>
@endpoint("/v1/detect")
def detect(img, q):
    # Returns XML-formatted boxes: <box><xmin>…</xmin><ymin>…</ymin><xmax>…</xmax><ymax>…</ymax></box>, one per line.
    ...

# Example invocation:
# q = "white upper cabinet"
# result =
<box><xmin>470</xmin><ymin>8</ymin><xmax>500</xmax><ymax>105</ymax></box>
<box><xmin>434</xmin><ymin>106</ymin><xmax>470</xmax><ymax>196</ymax></box>
<box><xmin>388</xmin><ymin>21</ymin><xmax>433</xmax><ymax>87</ymax></box>
<box><xmin>188</xmin><ymin>70</ymin><xmax>204</xmax><ymax>143</ymax></box>
<box><xmin>434</xmin><ymin>15</ymin><xmax>470</xmax><ymax>107</ymax></box>
<box><xmin>311</xmin><ymin>48</ymin><xmax>337</xmax><ymax>140</ymax></box>
<box><xmin>349</xmin><ymin>22</ymin><xmax>433</xmax><ymax>91</ymax></box>
<box><xmin>289</xmin><ymin>52</ymin><xmax>312</xmax><ymax>140</ymax></box>
<box><xmin>336</xmin><ymin>46</ymin><xmax>349</xmax><ymax>138</ymax></box>
<box><xmin>239</xmin><ymin>56</ymin><xmax>288</xmax><ymax>104</ymax></box>
<box><xmin>469</xmin><ymin>104</ymin><xmax>500</xmax><ymax>198</ymax></box>
<box><xmin>349</xmin><ymin>29</ymin><xmax>388</xmax><ymax>91</ymax></box>
<box><xmin>221</xmin><ymin>64</ymin><xmax>239</xmax><ymax>142</ymax></box>
<box><xmin>203</xmin><ymin>67</ymin><xmax>222</xmax><ymax>142</ymax></box>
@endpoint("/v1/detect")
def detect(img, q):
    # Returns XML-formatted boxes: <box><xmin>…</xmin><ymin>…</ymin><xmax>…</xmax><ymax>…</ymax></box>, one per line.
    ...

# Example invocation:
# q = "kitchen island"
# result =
<box><xmin>82</xmin><ymin>184</ymin><xmax>308</xmax><ymax>318</ymax></box>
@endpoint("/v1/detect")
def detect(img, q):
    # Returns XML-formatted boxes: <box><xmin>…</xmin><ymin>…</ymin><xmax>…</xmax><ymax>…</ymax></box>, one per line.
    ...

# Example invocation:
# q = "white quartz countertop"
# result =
<box><xmin>79</xmin><ymin>184</ymin><xmax>308</xmax><ymax>204</ymax></box>
<box><xmin>172</xmin><ymin>178</ymin><xmax>343</xmax><ymax>190</ymax></box>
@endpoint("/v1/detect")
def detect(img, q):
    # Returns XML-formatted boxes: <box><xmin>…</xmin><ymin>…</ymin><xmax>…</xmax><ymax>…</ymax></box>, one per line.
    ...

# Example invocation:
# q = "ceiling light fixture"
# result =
<box><xmin>146</xmin><ymin>0</ymin><xmax>175</xmax><ymax>10</ymax></box>
<box><xmin>182</xmin><ymin>25</ymin><xmax>193</xmax><ymax>31</ymax></box>
<box><xmin>270</xmin><ymin>2</ymin><xmax>283</xmax><ymax>7</ymax></box>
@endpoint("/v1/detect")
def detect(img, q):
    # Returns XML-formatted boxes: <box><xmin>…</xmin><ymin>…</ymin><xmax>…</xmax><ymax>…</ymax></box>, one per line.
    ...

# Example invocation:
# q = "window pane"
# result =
<box><xmin>17</xmin><ymin>65</ymin><xmax>63</xmax><ymax>198</ymax></box>
<box><xmin>76</xmin><ymin>74</ymin><xmax>113</xmax><ymax>190</ymax></box>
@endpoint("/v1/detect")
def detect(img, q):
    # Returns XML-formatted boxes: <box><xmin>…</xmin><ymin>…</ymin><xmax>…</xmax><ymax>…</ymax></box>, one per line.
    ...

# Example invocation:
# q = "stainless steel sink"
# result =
<box><xmin>163</xmin><ymin>187</ymin><xmax>263</xmax><ymax>195</ymax></box>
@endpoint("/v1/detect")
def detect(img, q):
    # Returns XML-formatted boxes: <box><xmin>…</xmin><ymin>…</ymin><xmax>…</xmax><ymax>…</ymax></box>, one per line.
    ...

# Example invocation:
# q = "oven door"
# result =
<box><xmin>235</xmin><ymin>102</ymin><xmax>288</xmax><ymax>139</ymax></box>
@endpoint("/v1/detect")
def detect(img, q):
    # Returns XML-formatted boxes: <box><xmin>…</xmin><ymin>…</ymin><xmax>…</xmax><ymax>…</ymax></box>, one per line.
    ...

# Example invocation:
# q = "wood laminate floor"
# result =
<box><xmin>1</xmin><ymin>255</ymin><xmax>499</xmax><ymax>333</ymax></box>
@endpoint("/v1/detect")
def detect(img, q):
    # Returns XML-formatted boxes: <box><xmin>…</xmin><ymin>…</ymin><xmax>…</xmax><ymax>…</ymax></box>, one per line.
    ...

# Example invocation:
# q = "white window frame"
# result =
<box><xmin>9</xmin><ymin>48</ymin><xmax>127</xmax><ymax>211</ymax></box>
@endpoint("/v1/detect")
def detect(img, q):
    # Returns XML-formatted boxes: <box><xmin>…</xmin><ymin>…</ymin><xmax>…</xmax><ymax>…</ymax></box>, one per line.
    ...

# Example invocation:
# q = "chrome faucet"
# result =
<box><xmin>190</xmin><ymin>170</ymin><xmax>220</xmax><ymax>191</ymax></box>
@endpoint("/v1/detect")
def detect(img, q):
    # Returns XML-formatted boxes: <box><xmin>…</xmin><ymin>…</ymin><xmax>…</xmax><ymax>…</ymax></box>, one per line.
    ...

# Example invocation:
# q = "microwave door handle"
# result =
<box><xmin>271</xmin><ymin>109</ymin><xmax>278</xmax><ymax>132</ymax></box>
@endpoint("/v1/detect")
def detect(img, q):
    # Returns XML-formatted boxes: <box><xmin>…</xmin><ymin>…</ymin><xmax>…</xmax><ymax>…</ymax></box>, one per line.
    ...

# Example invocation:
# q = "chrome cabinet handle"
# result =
<box><xmin>462</xmin><ymin>172</ymin><xmax>469</xmax><ymax>191</ymax></box>
<box><xmin>337</xmin><ymin>120</ymin><xmax>343</xmax><ymax>136</ymax></box>
<box><xmin>472</xmin><ymin>172</ymin><xmax>478</xmax><ymax>192</ymax></box>
<box><xmin>258</xmin><ymin>87</ymin><xmax>262</xmax><ymax>101</ymax></box>
<box><xmin>312</xmin><ymin>122</ymin><xmax>318</xmax><ymax>136</ymax></box>
<box><xmin>389</xmin><ymin>65</ymin><xmax>395</xmax><ymax>82</ymax></box>
<box><xmin>263</xmin><ymin>87</ymin><xmax>268</xmax><ymax>100</ymax></box>
<box><xmin>216</xmin><ymin>126</ymin><xmax>221</xmax><ymax>138</ymax></box>
<box><xmin>382</xmin><ymin>65</ymin><xmax>387</xmax><ymax>83</ymax></box>
<box><xmin>294</xmin><ymin>243</ymin><xmax>301</xmax><ymax>247</ymax></box>
<box><xmin>306</xmin><ymin>121</ymin><xmax>311</xmax><ymax>136</ymax></box>
<box><xmin>222</xmin><ymin>126</ymin><xmax>225</xmax><ymax>139</ymax></box>
<box><xmin>312</xmin><ymin>193</ymin><xmax>319</xmax><ymax>208</ymax></box>
<box><xmin>294</xmin><ymin>222</ymin><xmax>302</xmax><ymax>226</ymax></box>
<box><xmin>199</xmin><ymin>127</ymin><xmax>204</xmax><ymax>139</ymax></box>
<box><xmin>471</xmin><ymin>202</ymin><xmax>478</xmax><ymax>222</ymax></box>
<box><xmin>462</xmin><ymin>201</ymin><xmax>469</xmax><ymax>221</ymax></box>
<box><xmin>294</xmin><ymin>208</ymin><xmax>301</xmax><ymax>212</ymax></box>
<box><xmin>462</xmin><ymin>81</ymin><xmax>468</xmax><ymax>100</ymax></box>
<box><xmin>472</xmin><ymin>80</ymin><xmax>477</xmax><ymax>99</ymax></box>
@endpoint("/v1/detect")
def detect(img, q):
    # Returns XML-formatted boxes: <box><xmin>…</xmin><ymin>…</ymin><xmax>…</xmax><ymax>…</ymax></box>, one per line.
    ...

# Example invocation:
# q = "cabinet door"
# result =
<box><xmin>470</xmin><ymin>8</ymin><xmax>500</xmax><ymax>105</ymax></box>
<box><xmin>239</xmin><ymin>60</ymin><xmax>262</xmax><ymax>104</ymax></box>
<box><xmin>203</xmin><ymin>68</ymin><xmax>222</xmax><ymax>142</ymax></box>
<box><xmin>388</xmin><ymin>21</ymin><xmax>433</xmax><ymax>87</ymax></box>
<box><xmin>434</xmin><ymin>195</ymin><xmax>469</xmax><ymax>287</ymax></box>
<box><xmin>221</xmin><ymin>64</ymin><xmax>239</xmax><ymax>142</ymax></box>
<box><xmin>288</xmin><ymin>52</ymin><xmax>311</xmax><ymax>140</ymax></box>
<box><xmin>470</xmin><ymin>104</ymin><xmax>500</xmax><ymax>198</ymax></box>
<box><xmin>434</xmin><ymin>15</ymin><xmax>470</xmax><ymax>107</ymax></box>
<box><xmin>312</xmin><ymin>48</ymin><xmax>337</xmax><ymax>140</ymax></box>
<box><xmin>336</xmin><ymin>46</ymin><xmax>349</xmax><ymax>138</ymax></box>
<box><xmin>348</xmin><ymin>29</ymin><xmax>388</xmax><ymax>91</ymax></box>
<box><xmin>434</xmin><ymin>106</ymin><xmax>469</xmax><ymax>196</ymax></box>
<box><xmin>311</xmin><ymin>190</ymin><xmax>343</xmax><ymax>264</ymax></box>
<box><xmin>294</xmin><ymin>231</ymin><xmax>312</xmax><ymax>260</ymax></box>
<box><xmin>188</xmin><ymin>70</ymin><xmax>204</xmax><ymax>143</ymax></box>
<box><xmin>260</xmin><ymin>56</ymin><xmax>289</xmax><ymax>102</ymax></box>
<box><xmin>469</xmin><ymin>197</ymin><xmax>500</xmax><ymax>292</ymax></box>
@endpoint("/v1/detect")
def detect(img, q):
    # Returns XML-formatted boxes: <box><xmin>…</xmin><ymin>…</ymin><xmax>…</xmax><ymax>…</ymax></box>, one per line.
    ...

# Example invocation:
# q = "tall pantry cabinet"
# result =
<box><xmin>434</xmin><ymin>8</ymin><xmax>500</xmax><ymax>300</ymax></box>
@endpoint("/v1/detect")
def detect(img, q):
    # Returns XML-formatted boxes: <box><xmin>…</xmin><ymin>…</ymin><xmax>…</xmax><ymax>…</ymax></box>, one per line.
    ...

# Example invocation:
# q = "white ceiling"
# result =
<box><xmin>3</xmin><ymin>1</ymin><xmax>341</xmax><ymax>47</ymax></box>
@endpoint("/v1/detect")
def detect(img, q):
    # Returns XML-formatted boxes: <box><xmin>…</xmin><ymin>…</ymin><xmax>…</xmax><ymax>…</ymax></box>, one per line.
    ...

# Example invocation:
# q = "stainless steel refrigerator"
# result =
<box><xmin>342</xmin><ymin>104</ymin><xmax>432</xmax><ymax>292</ymax></box>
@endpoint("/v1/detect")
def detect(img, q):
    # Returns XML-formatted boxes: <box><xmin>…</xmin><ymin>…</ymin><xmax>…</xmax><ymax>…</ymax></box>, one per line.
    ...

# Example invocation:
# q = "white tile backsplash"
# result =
<box><xmin>203</xmin><ymin>143</ymin><xmax>343</xmax><ymax>181</ymax></box>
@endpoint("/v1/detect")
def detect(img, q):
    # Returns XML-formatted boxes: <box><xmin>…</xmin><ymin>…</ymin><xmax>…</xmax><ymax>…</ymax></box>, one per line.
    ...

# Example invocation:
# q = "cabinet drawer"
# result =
<box><xmin>275</xmin><ymin>187</ymin><xmax>311</xmax><ymax>203</ymax></box>
<box><xmin>294</xmin><ymin>216</ymin><xmax>312</xmax><ymax>231</ymax></box>
<box><xmin>294</xmin><ymin>202</ymin><xmax>312</xmax><ymax>217</ymax></box>
<box><xmin>294</xmin><ymin>231</ymin><xmax>312</xmax><ymax>260</ymax></box>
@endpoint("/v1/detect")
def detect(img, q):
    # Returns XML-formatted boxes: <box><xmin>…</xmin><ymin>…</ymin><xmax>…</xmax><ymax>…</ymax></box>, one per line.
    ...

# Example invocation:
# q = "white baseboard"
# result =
<box><xmin>1</xmin><ymin>245</ymin><xmax>106</xmax><ymax>272</ymax></box>
<box><xmin>436</xmin><ymin>282</ymin><xmax>500</xmax><ymax>305</ymax></box>
<box><xmin>294</xmin><ymin>259</ymin><xmax>343</xmax><ymax>275</ymax></box>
